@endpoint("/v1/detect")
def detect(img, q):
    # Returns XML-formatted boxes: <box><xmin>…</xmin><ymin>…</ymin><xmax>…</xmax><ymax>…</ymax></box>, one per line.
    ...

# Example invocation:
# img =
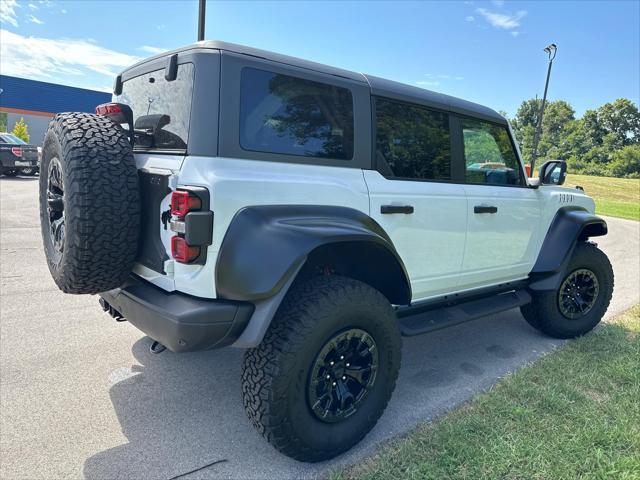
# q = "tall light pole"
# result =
<box><xmin>530</xmin><ymin>43</ymin><xmax>557</xmax><ymax>174</ymax></box>
<box><xmin>198</xmin><ymin>0</ymin><xmax>206</xmax><ymax>41</ymax></box>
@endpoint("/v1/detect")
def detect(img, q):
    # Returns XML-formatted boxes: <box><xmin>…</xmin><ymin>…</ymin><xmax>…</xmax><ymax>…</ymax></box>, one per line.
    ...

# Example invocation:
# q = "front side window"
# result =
<box><xmin>462</xmin><ymin>118</ymin><xmax>523</xmax><ymax>186</ymax></box>
<box><xmin>375</xmin><ymin>98</ymin><xmax>451</xmax><ymax>181</ymax></box>
<box><xmin>239</xmin><ymin>67</ymin><xmax>354</xmax><ymax>160</ymax></box>
<box><xmin>116</xmin><ymin>63</ymin><xmax>194</xmax><ymax>151</ymax></box>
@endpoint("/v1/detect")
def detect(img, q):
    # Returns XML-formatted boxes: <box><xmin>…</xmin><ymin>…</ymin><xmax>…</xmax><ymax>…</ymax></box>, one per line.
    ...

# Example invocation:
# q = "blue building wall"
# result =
<box><xmin>0</xmin><ymin>75</ymin><xmax>112</xmax><ymax>145</ymax></box>
<box><xmin>0</xmin><ymin>75</ymin><xmax>111</xmax><ymax>114</ymax></box>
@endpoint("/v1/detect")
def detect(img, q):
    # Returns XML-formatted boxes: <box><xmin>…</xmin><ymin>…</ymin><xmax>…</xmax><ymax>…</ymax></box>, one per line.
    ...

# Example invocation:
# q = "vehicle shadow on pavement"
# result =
<box><xmin>82</xmin><ymin>312</ymin><xmax>562</xmax><ymax>480</ymax></box>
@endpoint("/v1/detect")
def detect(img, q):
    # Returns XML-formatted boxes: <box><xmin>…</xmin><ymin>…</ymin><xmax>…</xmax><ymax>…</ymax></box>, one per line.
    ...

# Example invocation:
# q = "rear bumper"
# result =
<box><xmin>99</xmin><ymin>275</ymin><xmax>254</xmax><ymax>353</ymax></box>
<box><xmin>1</xmin><ymin>159</ymin><xmax>38</xmax><ymax>169</ymax></box>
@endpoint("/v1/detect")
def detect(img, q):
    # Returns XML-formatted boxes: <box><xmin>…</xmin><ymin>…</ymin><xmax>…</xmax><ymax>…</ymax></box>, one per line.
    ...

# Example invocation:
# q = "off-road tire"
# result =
<box><xmin>242</xmin><ymin>275</ymin><xmax>401</xmax><ymax>462</ymax></box>
<box><xmin>39</xmin><ymin>112</ymin><xmax>140</xmax><ymax>294</ymax></box>
<box><xmin>521</xmin><ymin>242</ymin><xmax>613</xmax><ymax>338</ymax></box>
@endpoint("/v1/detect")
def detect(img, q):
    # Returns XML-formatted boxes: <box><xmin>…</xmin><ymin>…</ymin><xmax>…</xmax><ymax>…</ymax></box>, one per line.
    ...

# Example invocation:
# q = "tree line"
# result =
<box><xmin>507</xmin><ymin>98</ymin><xmax>639</xmax><ymax>178</ymax></box>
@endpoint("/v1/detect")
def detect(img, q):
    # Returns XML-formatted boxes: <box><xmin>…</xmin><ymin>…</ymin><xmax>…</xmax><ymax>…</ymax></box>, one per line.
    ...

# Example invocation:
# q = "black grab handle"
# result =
<box><xmin>474</xmin><ymin>205</ymin><xmax>498</xmax><ymax>214</ymax></box>
<box><xmin>381</xmin><ymin>205</ymin><xmax>414</xmax><ymax>214</ymax></box>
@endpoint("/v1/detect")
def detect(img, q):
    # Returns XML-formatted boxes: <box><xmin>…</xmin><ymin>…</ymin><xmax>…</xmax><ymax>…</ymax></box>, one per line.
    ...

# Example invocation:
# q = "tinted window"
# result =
<box><xmin>462</xmin><ymin>118</ymin><xmax>523</xmax><ymax>186</ymax></box>
<box><xmin>375</xmin><ymin>98</ymin><xmax>451</xmax><ymax>180</ymax></box>
<box><xmin>116</xmin><ymin>63</ymin><xmax>194</xmax><ymax>151</ymax></box>
<box><xmin>240</xmin><ymin>68</ymin><xmax>354</xmax><ymax>160</ymax></box>
<box><xmin>1</xmin><ymin>134</ymin><xmax>27</xmax><ymax>144</ymax></box>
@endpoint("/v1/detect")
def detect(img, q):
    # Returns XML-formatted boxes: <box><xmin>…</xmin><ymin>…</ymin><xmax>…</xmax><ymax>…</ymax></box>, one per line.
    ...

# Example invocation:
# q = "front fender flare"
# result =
<box><xmin>529</xmin><ymin>207</ymin><xmax>607</xmax><ymax>291</ymax></box>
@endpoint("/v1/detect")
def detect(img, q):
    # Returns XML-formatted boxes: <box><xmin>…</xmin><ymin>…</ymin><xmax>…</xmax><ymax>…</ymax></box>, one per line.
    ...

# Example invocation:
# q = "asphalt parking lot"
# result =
<box><xmin>1</xmin><ymin>176</ymin><xmax>638</xmax><ymax>480</ymax></box>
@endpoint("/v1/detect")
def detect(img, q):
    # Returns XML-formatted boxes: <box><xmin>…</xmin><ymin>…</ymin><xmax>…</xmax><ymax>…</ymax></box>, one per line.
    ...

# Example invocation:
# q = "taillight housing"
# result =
<box><xmin>171</xmin><ymin>190</ymin><xmax>202</xmax><ymax>218</ymax></box>
<box><xmin>11</xmin><ymin>147</ymin><xmax>22</xmax><ymax>157</ymax></box>
<box><xmin>95</xmin><ymin>102</ymin><xmax>134</xmax><ymax>146</ymax></box>
<box><xmin>170</xmin><ymin>189</ymin><xmax>206</xmax><ymax>264</ymax></box>
<box><xmin>95</xmin><ymin>103</ymin><xmax>123</xmax><ymax>116</ymax></box>
<box><xmin>171</xmin><ymin>236</ymin><xmax>200</xmax><ymax>263</ymax></box>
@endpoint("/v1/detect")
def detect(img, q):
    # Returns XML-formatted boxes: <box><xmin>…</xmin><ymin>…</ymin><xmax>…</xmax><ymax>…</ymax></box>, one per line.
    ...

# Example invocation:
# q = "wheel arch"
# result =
<box><xmin>215</xmin><ymin>205</ymin><xmax>411</xmax><ymax>348</ymax></box>
<box><xmin>299</xmin><ymin>240</ymin><xmax>410</xmax><ymax>305</ymax></box>
<box><xmin>216</xmin><ymin>204</ymin><xmax>411</xmax><ymax>304</ymax></box>
<box><xmin>529</xmin><ymin>206</ymin><xmax>608</xmax><ymax>292</ymax></box>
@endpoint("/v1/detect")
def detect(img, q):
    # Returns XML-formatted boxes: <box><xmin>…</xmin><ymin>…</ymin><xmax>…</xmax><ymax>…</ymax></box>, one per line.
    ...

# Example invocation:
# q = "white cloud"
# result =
<box><xmin>455</xmin><ymin>76</ymin><xmax>464</xmax><ymax>80</ymax></box>
<box><xmin>491</xmin><ymin>0</ymin><xmax>505</xmax><ymax>7</ymax></box>
<box><xmin>28</xmin><ymin>14</ymin><xmax>43</xmax><ymax>24</ymax></box>
<box><xmin>89</xmin><ymin>85</ymin><xmax>114</xmax><ymax>93</ymax></box>
<box><xmin>415</xmin><ymin>80</ymin><xmax>440</xmax><ymax>87</ymax></box>
<box><xmin>139</xmin><ymin>45</ymin><xmax>167</xmax><ymax>55</ymax></box>
<box><xmin>510</xmin><ymin>31</ymin><xmax>520</xmax><ymax>37</ymax></box>
<box><xmin>1</xmin><ymin>0</ymin><xmax>19</xmax><ymax>27</ymax></box>
<box><xmin>0</xmin><ymin>29</ymin><xmax>140</xmax><ymax>79</ymax></box>
<box><xmin>28</xmin><ymin>3</ymin><xmax>38</xmax><ymax>10</ymax></box>
<box><xmin>157</xmin><ymin>24</ymin><xmax>166</xmax><ymax>30</ymax></box>
<box><xmin>476</xmin><ymin>7</ymin><xmax>526</xmax><ymax>30</ymax></box>
<box><xmin>61</xmin><ymin>8</ymin><xmax>67</xmax><ymax>14</ymax></box>
<box><xmin>465</xmin><ymin>15</ymin><xmax>475</xmax><ymax>22</ymax></box>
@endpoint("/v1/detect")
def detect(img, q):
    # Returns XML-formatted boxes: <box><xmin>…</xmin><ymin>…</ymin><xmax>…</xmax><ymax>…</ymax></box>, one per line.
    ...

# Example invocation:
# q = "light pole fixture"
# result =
<box><xmin>530</xmin><ymin>43</ymin><xmax>557</xmax><ymax>174</ymax></box>
<box><xmin>198</xmin><ymin>0</ymin><xmax>206</xmax><ymax>42</ymax></box>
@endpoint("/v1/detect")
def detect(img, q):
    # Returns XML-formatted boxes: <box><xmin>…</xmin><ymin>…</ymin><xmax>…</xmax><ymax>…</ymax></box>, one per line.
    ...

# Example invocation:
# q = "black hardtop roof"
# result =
<box><xmin>128</xmin><ymin>40</ymin><xmax>507</xmax><ymax>124</ymax></box>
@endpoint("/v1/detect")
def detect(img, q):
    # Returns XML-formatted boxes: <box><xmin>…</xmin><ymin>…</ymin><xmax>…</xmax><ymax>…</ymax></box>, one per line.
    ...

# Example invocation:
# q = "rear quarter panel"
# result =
<box><xmin>173</xmin><ymin>156</ymin><xmax>370</xmax><ymax>298</ymax></box>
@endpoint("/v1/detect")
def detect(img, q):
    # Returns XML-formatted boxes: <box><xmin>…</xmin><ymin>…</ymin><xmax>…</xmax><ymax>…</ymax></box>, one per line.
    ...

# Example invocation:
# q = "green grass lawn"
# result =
<box><xmin>565</xmin><ymin>174</ymin><xmax>640</xmax><ymax>221</ymax></box>
<box><xmin>335</xmin><ymin>306</ymin><xmax>640</xmax><ymax>480</ymax></box>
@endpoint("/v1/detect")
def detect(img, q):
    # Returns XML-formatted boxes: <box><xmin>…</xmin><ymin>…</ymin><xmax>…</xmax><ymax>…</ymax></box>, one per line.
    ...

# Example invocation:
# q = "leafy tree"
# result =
<box><xmin>594</xmin><ymin>99</ymin><xmax>640</xmax><ymax>147</ymax></box>
<box><xmin>11</xmin><ymin>117</ymin><xmax>30</xmax><ymax>143</ymax></box>
<box><xmin>511</xmin><ymin>99</ymin><xmax>574</xmax><ymax>164</ymax></box>
<box><xmin>511</xmin><ymin>97</ymin><xmax>639</xmax><ymax>178</ymax></box>
<box><xmin>0</xmin><ymin>112</ymin><xmax>7</xmax><ymax>132</ymax></box>
<box><xmin>609</xmin><ymin>144</ymin><xmax>640</xmax><ymax>178</ymax></box>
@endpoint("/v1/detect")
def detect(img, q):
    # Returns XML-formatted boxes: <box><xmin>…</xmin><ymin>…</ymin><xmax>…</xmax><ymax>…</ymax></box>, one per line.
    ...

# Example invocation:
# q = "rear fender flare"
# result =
<box><xmin>215</xmin><ymin>205</ymin><xmax>412</xmax><ymax>347</ymax></box>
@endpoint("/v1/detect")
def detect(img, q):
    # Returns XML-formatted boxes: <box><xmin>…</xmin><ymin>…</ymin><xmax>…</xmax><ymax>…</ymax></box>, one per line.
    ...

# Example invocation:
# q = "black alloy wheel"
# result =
<box><xmin>307</xmin><ymin>328</ymin><xmax>379</xmax><ymax>423</ymax></box>
<box><xmin>46</xmin><ymin>157</ymin><xmax>65</xmax><ymax>258</ymax></box>
<box><xmin>558</xmin><ymin>268</ymin><xmax>600</xmax><ymax>319</ymax></box>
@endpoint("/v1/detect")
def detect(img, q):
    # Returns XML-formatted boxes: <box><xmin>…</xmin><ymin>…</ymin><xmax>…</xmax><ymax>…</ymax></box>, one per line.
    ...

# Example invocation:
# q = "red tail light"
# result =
<box><xmin>171</xmin><ymin>236</ymin><xmax>200</xmax><ymax>263</ymax></box>
<box><xmin>11</xmin><ymin>147</ymin><xmax>22</xmax><ymax>157</ymax></box>
<box><xmin>171</xmin><ymin>190</ymin><xmax>202</xmax><ymax>218</ymax></box>
<box><xmin>95</xmin><ymin>103</ymin><xmax>123</xmax><ymax>116</ymax></box>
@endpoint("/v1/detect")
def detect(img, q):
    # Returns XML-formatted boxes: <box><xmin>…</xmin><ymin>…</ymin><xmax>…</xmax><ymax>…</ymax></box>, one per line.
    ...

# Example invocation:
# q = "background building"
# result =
<box><xmin>0</xmin><ymin>75</ymin><xmax>111</xmax><ymax>146</ymax></box>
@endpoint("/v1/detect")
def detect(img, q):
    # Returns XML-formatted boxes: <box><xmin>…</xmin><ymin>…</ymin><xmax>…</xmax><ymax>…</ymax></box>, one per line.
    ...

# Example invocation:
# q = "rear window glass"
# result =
<box><xmin>116</xmin><ymin>63</ymin><xmax>194</xmax><ymax>151</ymax></box>
<box><xmin>239</xmin><ymin>67</ymin><xmax>354</xmax><ymax>160</ymax></box>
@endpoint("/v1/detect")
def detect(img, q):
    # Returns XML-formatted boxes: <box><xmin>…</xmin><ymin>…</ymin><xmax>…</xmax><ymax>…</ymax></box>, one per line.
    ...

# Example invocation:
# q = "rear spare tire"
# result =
<box><xmin>39</xmin><ymin>112</ymin><xmax>140</xmax><ymax>294</ymax></box>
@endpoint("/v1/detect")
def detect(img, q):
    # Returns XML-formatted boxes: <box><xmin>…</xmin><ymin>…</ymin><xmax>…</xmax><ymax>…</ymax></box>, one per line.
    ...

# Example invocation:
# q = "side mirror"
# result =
<box><xmin>538</xmin><ymin>160</ymin><xmax>567</xmax><ymax>186</ymax></box>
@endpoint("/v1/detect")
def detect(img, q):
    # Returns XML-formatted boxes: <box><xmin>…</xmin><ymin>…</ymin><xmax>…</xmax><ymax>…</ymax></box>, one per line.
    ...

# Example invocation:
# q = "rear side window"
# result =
<box><xmin>116</xmin><ymin>63</ymin><xmax>194</xmax><ymax>151</ymax></box>
<box><xmin>239</xmin><ymin>67</ymin><xmax>354</xmax><ymax>160</ymax></box>
<box><xmin>375</xmin><ymin>98</ymin><xmax>451</xmax><ymax>181</ymax></box>
<box><xmin>462</xmin><ymin>118</ymin><xmax>523</xmax><ymax>186</ymax></box>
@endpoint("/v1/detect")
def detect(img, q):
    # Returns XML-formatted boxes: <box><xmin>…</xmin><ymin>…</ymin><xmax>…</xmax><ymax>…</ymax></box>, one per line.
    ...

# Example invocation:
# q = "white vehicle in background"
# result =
<box><xmin>38</xmin><ymin>41</ymin><xmax>613</xmax><ymax>462</ymax></box>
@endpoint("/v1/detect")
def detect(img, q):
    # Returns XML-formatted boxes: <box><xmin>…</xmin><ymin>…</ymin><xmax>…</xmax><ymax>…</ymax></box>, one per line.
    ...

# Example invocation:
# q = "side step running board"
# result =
<box><xmin>398</xmin><ymin>290</ymin><xmax>531</xmax><ymax>336</ymax></box>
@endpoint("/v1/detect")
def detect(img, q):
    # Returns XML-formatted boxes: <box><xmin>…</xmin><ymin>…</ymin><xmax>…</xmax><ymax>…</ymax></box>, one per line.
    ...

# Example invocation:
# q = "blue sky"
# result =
<box><xmin>1</xmin><ymin>0</ymin><xmax>638</xmax><ymax>117</ymax></box>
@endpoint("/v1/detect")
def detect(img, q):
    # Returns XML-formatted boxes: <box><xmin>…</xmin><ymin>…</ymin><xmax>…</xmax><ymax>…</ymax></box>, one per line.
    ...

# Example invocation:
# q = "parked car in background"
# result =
<box><xmin>0</xmin><ymin>133</ymin><xmax>39</xmax><ymax>176</ymax></box>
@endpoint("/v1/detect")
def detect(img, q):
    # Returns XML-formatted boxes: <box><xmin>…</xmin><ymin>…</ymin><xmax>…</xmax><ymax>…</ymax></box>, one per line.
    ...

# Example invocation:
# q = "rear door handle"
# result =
<box><xmin>381</xmin><ymin>205</ymin><xmax>414</xmax><ymax>214</ymax></box>
<box><xmin>474</xmin><ymin>205</ymin><xmax>498</xmax><ymax>214</ymax></box>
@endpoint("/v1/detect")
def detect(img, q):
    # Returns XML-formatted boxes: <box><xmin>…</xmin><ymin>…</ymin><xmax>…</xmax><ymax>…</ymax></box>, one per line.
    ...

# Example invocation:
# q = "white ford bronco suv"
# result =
<box><xmin>39</xmin><ymin>41</ymin><xmax>613</xmax><ymax>462</ymax></box>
